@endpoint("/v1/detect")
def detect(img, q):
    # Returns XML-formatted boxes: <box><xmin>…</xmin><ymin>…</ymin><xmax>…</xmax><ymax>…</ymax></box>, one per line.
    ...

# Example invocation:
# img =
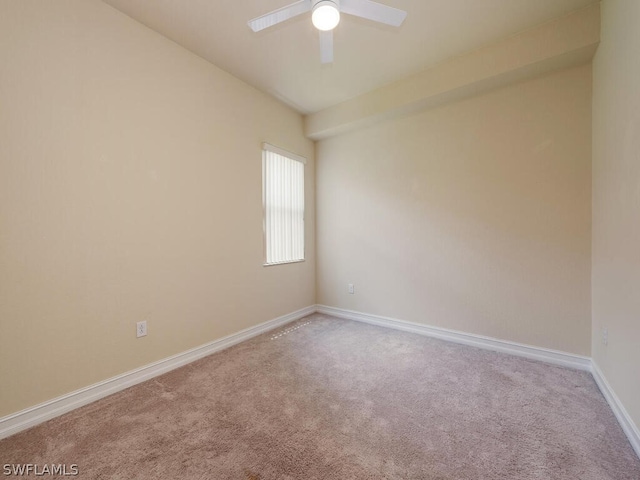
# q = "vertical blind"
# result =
<box><xmin>263</xmin><ymin>144</ymin><xmax>305</xmax><ymax>265</ymax></box>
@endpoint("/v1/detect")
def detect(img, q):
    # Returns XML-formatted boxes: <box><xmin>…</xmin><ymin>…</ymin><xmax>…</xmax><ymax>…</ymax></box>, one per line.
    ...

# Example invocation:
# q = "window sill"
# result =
<box><xmin>263</xmin><ymin>259</ymin><xmax>306</xmax><ymax>267</ymax></box>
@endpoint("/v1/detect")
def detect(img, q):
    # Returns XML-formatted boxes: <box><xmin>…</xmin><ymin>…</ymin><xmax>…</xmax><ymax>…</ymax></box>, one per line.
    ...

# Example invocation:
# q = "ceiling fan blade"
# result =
<box><xmin>248</xmin><ymin>0</ymin><xmax>312</xmax><ymax>32</ymax></box>
<box><xmin>340</xmin><ymin>0</ymin><xmax>407</xmax><ymax>27</ymax></box>
<box><xmin>319</xmin><ymin>30</ymin><xmax>334</xmax><ymax>64</ymax></box>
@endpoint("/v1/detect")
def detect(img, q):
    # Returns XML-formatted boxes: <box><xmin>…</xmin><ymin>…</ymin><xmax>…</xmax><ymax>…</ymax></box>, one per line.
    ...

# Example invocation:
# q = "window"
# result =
<box><xmin>262</xmin><ymin>143</ymin><xmax>305</xmax><ymax>265</ymax></box>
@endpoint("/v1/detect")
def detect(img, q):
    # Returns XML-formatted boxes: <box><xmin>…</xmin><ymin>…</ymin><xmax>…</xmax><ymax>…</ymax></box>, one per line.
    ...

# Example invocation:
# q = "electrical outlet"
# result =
<box><xmin>602</xmin><ymin>327</ymin><xmax>608</xmax><ymax>346</ymax></box>
<box><xmin>136</xmin><ymin>321</ymin><xmax>147</xmax><ymax>338</ymax></box>
<box><xmin>348</xmin><ymin>283</ymin><xmax>355</xmax><ymax>294</ymax></box>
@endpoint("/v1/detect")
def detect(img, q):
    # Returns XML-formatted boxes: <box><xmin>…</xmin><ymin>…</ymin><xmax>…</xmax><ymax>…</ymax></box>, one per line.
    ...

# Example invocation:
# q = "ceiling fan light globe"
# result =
<box><xmin>312</xmin><ymin>2</ymin><xmax>340</xmax><ymax>31</ymax></box>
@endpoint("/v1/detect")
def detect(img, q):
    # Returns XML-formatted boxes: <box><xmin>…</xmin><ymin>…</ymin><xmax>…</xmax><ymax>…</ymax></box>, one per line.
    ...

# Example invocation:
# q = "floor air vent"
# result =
<box><xmin>270</xmin><ymin>320</ymin><xmax>311</xmax><ymax>340</ymax></box>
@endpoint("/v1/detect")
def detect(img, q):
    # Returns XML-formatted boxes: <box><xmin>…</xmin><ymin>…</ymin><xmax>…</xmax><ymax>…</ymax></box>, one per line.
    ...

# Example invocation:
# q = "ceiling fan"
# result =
<box><xmin>248</xmin><ymin>0</ymin><xmax>407</xmax><ymax>64</ymax></box>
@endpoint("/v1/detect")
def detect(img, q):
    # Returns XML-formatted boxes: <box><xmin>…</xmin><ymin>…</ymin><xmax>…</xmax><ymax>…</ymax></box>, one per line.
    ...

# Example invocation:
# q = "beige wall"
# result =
<box><xmin>592</xmin><ymin>0</ymin><xmax>640</xmax><ymax>430</ymax></box>
<box><xmin>0</xmin><ymin>0</ymin><xmax>315</xmax><ymax>417</ymax></box>
<box><xmin>316</xmin><ymin>65</ymin><xmax>592</xmax><ymax>355</ymax></box>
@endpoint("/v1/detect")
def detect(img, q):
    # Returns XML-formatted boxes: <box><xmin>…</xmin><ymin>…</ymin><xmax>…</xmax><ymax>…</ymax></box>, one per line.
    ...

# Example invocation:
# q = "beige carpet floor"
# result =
<box><xmin>1</xmin><ymin>313</ymin><xmax>639</xmax><ymax>479</ymax></box>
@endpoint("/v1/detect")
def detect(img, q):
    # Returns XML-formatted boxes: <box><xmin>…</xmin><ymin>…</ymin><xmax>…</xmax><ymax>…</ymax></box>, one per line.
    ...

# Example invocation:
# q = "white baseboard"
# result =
<box><xmin>591</xmin><ymin>362</ymin><xmax>640</xmax><ymax>459</ymax></box>
<box><xmin>316</xmin><ymin>305</ymin><xmax>592</xmax><ymax>371</ymax></box>
<box><xmin>0</xmin><ymin>305</ymin><xmax>315</xmax><ymax>441</ymax></box>
<box><xmin>4</xmin><ymin>303</ymin><xmax>638</xmax><ymax>463</ymax></box>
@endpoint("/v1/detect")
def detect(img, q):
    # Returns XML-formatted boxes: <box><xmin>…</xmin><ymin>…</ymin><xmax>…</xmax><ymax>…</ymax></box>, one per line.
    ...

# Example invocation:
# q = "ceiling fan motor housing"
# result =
<box><xmin>313</xmin><ymin>0</ymin><xmax>340</xmax><ymax>9</ymax></box>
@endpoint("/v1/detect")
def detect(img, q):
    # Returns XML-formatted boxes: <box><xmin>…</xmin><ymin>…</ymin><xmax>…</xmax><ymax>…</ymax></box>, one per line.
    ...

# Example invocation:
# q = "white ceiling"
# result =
<box><xmin>102</xmin><ymin>0</ymin><xmax>597</xmax><ymax>114</ymax></box>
